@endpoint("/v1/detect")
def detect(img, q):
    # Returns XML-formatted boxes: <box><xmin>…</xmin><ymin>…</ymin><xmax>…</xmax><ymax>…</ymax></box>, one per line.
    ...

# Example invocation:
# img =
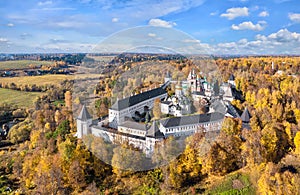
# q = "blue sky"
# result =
<box><xmin>0</xmin><ymin>0</ymin><xmax>299</xmax><ymax>54</ymax></box>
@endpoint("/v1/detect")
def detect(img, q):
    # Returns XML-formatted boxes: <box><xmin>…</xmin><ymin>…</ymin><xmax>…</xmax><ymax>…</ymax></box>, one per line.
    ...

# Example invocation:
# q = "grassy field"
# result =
<box><xmin>0</xmin><ymin>74</ymin><xmax>101</xmax><ymax>86</ymax></box>
<box><xmin>0</xmin><ymin>60</ymin><xmax>53</xmax><ymax>70</ymax></box>
<box><xmin>0</xmin><ymin>88</ymin><xmax>45</xmax><ymax>108</ymax></box>
<box><xmin>205</xmin><ymin>172</ymin><xmax>255</xmax><ymax>195</ymax></box>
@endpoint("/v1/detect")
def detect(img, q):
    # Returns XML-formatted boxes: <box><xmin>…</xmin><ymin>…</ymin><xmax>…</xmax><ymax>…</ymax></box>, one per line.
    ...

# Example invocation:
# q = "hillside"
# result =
<box><xmin>0</xmin><ymin>56</ymin><xmax>300</xmax><ymax>194</ymax></box>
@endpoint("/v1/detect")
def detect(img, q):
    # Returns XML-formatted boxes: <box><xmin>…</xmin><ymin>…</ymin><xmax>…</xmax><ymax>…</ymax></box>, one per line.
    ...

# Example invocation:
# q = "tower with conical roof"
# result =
<box><xmin>228</xmin><ymin>74</ymin><xmax>235</xmax><ymax>87</ymax></box>
<box><xmin>241</xmin><ymin>107</ymin><xmax>251</xmax><ymax>123</ymax></box>
<box><xmin>241</xmin><ymin>107</ymin><xmax>251</xmax><ymax>129</ymax></box>
<box><xmin>145</xmin><ymin>120</ymin><xmax>164</xmax><ymax>157</ymax></box>
<box><xmin>76</xmin><ymin>105</ymin><xmax>93</xmax><ymax>138</ymax></box>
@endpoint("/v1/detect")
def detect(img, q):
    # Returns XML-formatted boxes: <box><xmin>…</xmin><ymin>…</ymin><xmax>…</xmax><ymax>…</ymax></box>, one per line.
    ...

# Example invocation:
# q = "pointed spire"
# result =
<box><xmin>229</xmin><ymin>74</ymin><xmax>235</xmax><ymax>81</ymax></box>
<box><xmin>78</xmin><ymin>105</ymin><xmax>92</xmax><ymax>121</ymax></box>
<box><xmin>224</xmin><ymin>86</ymin><xmax>233</xmax><ymax>97</ymax></box>
<box><xmin>187</xmin><ymin>70</ymin><xmax>192</xmax><ymax>80</ymax></box>
<box><xmin>165</xmin><ymin>71</ymin><xmax>171</xmax><ymax>78</ymax></box>
<box><xmin>241</xmin><ymin>107</ymin><xmax>251</xmax><ymax>123</ymax></box>
<box><xmin>147</xmin><ymin>120</ymin><xmax>164</xmax><ymax>138</ymax></box>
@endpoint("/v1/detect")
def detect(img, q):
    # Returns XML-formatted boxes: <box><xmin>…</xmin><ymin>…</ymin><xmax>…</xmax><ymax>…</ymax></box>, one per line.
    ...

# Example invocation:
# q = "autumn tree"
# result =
<box><xmin>221</xmin><ymin>117</ymin><xmax>242</xmax><ymax>136</ymax></box>
<box><xmin>201</xmin><ymin>131</ymin><xmax>243</xmax><ymax>176</ymax></box>
<box><xmin>294</xmin><ymin>131</ymin><xmax>300</xmax><ymax>155</ymax></box>
<box><xmin>68</xmin><ymin>160</ymin><xmax>86</xmax><ymax>192</ymax></box>
<box><xmin>167</xmin><ymin>140</ymin><xmax>203</xmax><ymax>189</ymax></box>
<box><xmin>258</xmin><ymin>162</ymin><xmax>300</xmax><ymax>195</ymax></box>
<box><xmin>8</xmin><ymin>119</ymin><xmax>32</xmax><ymax>144</ymax></box>
<box><xmin>260</xmin><ymin>123</ymin><xmax>290</xmax><ymax>163</ymax></box>
<box><xmin>33</xmin><ymin>154</ymin><xmax>64</xmax><ymax>194</ymax></box>
<box><xmin>152</xmin><ymin>136</ymin><xmax>182</xmax><ymax>166</ymax></box>
<box><xmin>65</xmin><ymin>90</ymin><xmax>72</xmax><ymax>110</ymax></box>
<box><xmin>111</xmin><ymin>144</ymin><xmax>144</xmax><ymax>177</ymax></box>
<box><xmin>152</xmin><ymin>98</ymin><xmax>162</xmax><ymax>120</ymax></box>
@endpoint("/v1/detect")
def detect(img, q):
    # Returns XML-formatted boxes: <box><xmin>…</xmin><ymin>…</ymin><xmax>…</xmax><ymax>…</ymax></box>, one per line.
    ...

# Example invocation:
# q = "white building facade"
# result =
<box><xmin>108</xmin><ymin>83</ymin><xmax>169</xmax><ymax>129</ymax></box>
<box><xmin>76</xmin><ymin>71</ymin><xmax>242</xmax><ymax>156</ymax></box>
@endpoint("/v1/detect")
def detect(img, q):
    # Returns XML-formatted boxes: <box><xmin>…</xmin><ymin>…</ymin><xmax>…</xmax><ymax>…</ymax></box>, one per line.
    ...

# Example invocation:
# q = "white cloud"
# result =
<box><xmin>231</xmin><ymin>21</ymin><xmax>266</xmax><ymax>31</ymax></box>
<box><xmin>20</xmin><ymin>33</ymin><xmax>32</xmax><ymax>40</ymax></box>
<box><xmin>210</xmin><ymin>11</ymin><xmax>218</xmax><ymax>16</ymax></box>
<box><xmin>259</xmin><ymin>11</ymin><xmax>269</xmax><ymax>17</ymax></box>
<box><xmin>217</xmin><ymin>42</ymin><xmax>236</xmax><ymax>48</ymax></box>
<box><xmin>220</xmin><ymin>7</ymin><xmax>249</xmax><ymax>20</ymax></box>
<box><xmin>40</xmin><ymin>42</ymin><xmax>95</xmax><ymax>53</ymax></box>
<box><xmin>0</xmin><ymin>38</ymin><xmax>8</xmax><ymax>42</ymax></box>
<box><xmin>148</xmin><ymin>33</ymin><xmax>156</xmax><ymax>37</ymax></box>
<box><xmin>213</xmin><ymin>29</ymin><xmax>300</xmax><ymax>55</ymax></box>
<box><xmin>54</xmin><ymin>21</ymin><xmax>85</xmax><ymax>28</ymax></box>
<box><xmin>148</xmin><ymin>19</ymin><xmax>176</xmax><ymax>28</ymax></box>
<box><xmin>288</xmin><ymin>13</ymin><xmax>300</xmax><ymax>23</ymax></box>
<box><xmin>238</xmin><ymin>38</ymin><xmax>248</xmax><ymax>44</ymax></box>
<box><xmin>268</xmin><ymin>28</ymin><xmax>300</xmax><ymax>42</ymax></box>
<box><xmin>7</xmin><ymin>23</ymin><xmax>14</xmax><ymax>27</ymax></box>
<box><xmin>182</xmin><ymin>39</ymin><xmax>200</xmax><ymax>43</ymax></box>
<box><xmin>112</xmin><ymin>17</ymin><xmax>119</xmax><ymax>23</ymax></box>
<box><xmin>6</xmin><ymin>0</ymin><xmax>206</xmax><ymax>40</ymax></box>
<box><xmin>255</xmin><ymin>34</ymin><xmax>267</xmax><ymax>41</ymax></box>
<box><xmin>38</xmin><ymin>1</ymin><xmax>53</xmax><ymax>6</ymax></box>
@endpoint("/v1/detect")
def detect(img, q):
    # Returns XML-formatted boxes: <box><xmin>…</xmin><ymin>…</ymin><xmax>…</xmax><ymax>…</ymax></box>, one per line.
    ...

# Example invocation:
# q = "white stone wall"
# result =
<box><xmin>91</xmin><ymin>126</ymin><xmax>150</xmax><ymax>153</ymax></box>
<box><xmin>118</xmin><ymin>126</ymin><xmax>146</xmax><ymax>137</ymax></box>
<box><xmin>161</xmin><ymin>103</ymin><xmax>170</xmax><ymax>114</ymax></box>
<box><xmin>162</xmin><ymin>120</ymin><xmax>223</xmax><ymax>138</ymax></box>
<box><xmin>76</xmin><ymin>119</ymin><xmax>92</xmax><ymax>138</ymax></box>
<box><xmin>109</xmin><ymin>93</ymin><xmax>167</xmax><ymax>128</ymax></box>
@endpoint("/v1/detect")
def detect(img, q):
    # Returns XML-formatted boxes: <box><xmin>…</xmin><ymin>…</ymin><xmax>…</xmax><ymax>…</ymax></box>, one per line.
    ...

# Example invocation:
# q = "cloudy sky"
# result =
<box><xmin>0</xmin><ymin>0</ymin><xmax>299</xmax><ymax>54</ymax></box>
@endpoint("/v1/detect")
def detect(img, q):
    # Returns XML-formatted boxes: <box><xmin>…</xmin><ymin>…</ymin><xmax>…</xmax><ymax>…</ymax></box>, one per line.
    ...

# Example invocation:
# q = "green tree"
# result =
<box><xmin>53</xmin><ymin>120</ymin><xmax>70</xmax><ymax>140</ymax></box>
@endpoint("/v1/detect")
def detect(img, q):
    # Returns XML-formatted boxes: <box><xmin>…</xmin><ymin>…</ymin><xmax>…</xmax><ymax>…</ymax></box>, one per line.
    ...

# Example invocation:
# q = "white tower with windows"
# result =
<box><xmin>76</xmin><ymin>105</ymin><xmax>92</xmax><ymax>138</ymax></box>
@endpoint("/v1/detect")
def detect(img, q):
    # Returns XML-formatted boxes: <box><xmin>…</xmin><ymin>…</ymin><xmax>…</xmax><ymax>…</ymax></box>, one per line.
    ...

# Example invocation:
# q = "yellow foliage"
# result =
<box><xmin>29</xmin><ymin>130</ymin><xmax>41</xmax><ymax>149</ymax></box>
<box><xmin>44</xmin><ymin>122</ymin><xmax>51</xmax><ymax>130</ymax></box>
<box><xmin>294</xmin><ymin>132</ymin><xmax>300</xmax><ymax>155</ymax></box>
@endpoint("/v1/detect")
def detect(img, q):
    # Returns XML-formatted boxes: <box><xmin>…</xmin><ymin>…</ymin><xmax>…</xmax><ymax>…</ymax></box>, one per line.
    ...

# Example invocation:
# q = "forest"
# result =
<box><xmin>0</xmin><ymin>56</ymin><xmax>300</xmax><ymax>194</ymax></box>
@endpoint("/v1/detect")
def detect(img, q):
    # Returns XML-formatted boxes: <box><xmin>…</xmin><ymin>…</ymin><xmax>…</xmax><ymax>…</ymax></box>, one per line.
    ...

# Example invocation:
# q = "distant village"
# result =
<box><xmin>0</xmin><ymin>53</ymin><xmax>84</xmax><ymax>77</ymax></box>
<box><xmin>76</xmin><ymin>69</ymin><xmax>251</xmax><ymax>156</ymax></box>
<box><xmin>0</xmin><ymin>53</ymin><xmax>187</xmax><ymax>77</ymax></box>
